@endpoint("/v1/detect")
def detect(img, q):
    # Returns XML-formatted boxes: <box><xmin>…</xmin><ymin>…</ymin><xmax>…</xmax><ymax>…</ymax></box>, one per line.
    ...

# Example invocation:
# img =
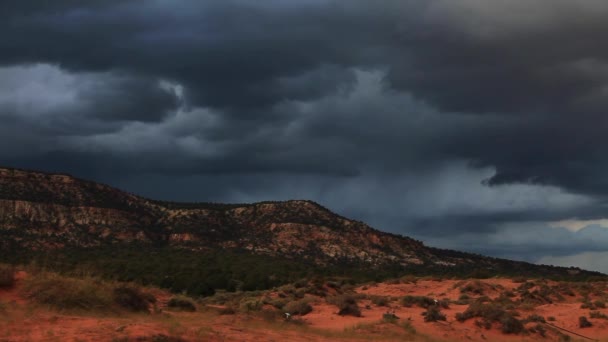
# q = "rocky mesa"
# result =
<box><xmin>0</xmin><ymin>166</ymin><xmax>602</xmax><ymax>279</ymax></box>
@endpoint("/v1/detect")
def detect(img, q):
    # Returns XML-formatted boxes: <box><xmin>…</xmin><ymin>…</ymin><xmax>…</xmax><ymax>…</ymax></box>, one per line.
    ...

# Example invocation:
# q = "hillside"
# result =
<box><xmin>0</xmin><ymin>166</ymin><xmax>604</xmax><ymax>290</ymax></box>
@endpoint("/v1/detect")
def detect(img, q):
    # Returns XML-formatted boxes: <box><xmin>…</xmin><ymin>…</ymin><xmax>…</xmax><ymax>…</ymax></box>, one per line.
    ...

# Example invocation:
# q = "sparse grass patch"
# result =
<box><xmin>401</xmin><ymin>320</ymin><xmax>416</xmax><ymax>334</ymax></box>
<box><xmin>528</xmin><ymin>323</ymin><xmax>546</xmax><ymax>337</ymax></box>
<box><xmin>260</xmin><ymin>309</ymin><xmax>282</xmax><ymax>322</ymax></box>
<box><xmin>269</xmin><ymin>298</ymin><xmax>287</xmax><ymax>309</ymax></box>
<box><xmin>217</xmin><ymin>307</ymin><xmax>236</xmax><ymax>315</ymax></box>
<box><xmin>287</xmin><ymin>316</ymin><xmax>307</xmax><ymax>325</ymax></box>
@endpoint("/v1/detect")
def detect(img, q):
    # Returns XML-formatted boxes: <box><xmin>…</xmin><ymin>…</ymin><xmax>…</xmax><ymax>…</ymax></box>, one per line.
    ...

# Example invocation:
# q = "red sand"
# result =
<box><xmin>1</xmin><ymin>275</ymin><xmax>608</xmax><ymax>341</ymax></box>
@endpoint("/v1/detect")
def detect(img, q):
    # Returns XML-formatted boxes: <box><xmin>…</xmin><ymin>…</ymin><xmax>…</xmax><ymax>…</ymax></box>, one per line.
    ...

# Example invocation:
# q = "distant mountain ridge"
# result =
<box><xmin>0</xmin><ymin>166</ymin><xmax>603</xmax><ymax>279</ymax></box>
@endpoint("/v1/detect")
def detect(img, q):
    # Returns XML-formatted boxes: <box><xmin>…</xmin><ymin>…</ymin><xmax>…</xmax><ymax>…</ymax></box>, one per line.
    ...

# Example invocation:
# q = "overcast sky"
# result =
<box><xmin>2</xmin><ymin>1</ymin><xmax>608</xmax><ymax>273</ymax></box>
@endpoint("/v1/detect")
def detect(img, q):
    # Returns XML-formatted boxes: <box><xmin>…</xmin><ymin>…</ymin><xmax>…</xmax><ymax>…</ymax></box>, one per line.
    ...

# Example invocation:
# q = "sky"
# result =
<box><xmin>2</xmin><ymin>1</ymin><xmax>608</xmax><ymax>273</ymax></box>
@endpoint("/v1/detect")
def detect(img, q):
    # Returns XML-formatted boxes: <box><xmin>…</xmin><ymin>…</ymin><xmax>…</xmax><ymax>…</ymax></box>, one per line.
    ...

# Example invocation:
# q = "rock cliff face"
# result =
<box><xmin>0</xmin><ymin>166</ymin><xmax>602</xmax><ymax>277</ymax></box>
<box><xmin>0</xmin><ymin>167</ymin><xmax>429</xmax><ymax>266</ymax></box>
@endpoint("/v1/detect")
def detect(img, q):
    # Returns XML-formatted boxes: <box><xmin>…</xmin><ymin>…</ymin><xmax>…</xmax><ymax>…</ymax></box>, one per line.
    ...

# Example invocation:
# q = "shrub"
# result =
<box><xmin>370</xmin><ymin>296</ymin><xmax>390</xmax><ymax>307</ymax></box>
<box><xmin>382</xmin><ymin>312</ymin><xmax>399</xmax><ymax>323</ymax></box>
<box><xmin>475</xmin><ymin>319</ymin><xmax>492</xmax><ymax>329</ymax></box>
<box><xmin>0</xmin><ymin>264</ymin><xmax>15</xmax><ymax>288</ymax></box>
<box><xmin>594</xmin><ymin>300</ymin><xmax>606</xmax><ymax>309</ymax></box>
<box><xmin>547</xmin><ymin>316</ymin><xmax>556</xmax><ymax>321</ymax></box>
<box><xmin>283</xmin><ymin>298</ymin><xmax>313</xmax><ymax>316</ymax></box>
<box><xmin>113</xmin><ymin>286</ymin><xmax>152</xmax><ymax>312</ymax></box>
<box><xmin>581</xmin><ymin>300</ymin><xmax>593</xmax><ymax>309</ymax></box>
<box><xmin>460</xmin><ymin>281</ymin><xmax>485</xmax><ymax>295</ymax></box>
<box><xmin>423</xmin><ymin>306</ymin><xmax>446</xmax><ymax>322</ymax></box>
<box><xmin>168</xmin><ymin>296</ymin><xmax>196</xmax><ymax>312</ymax></box>
<box><xmin>516</xmin><ymin>281</ymin><xmax>535</xmax><ymax>292</ymax></box>
<box><xmin>401</xmin><ymin>295</ymin><xmax>435</xmax><ymax>308</ymax></box>
<box><xmin>456</xmin><ymin>302</ymin><xmax>505</xmax><ymax>323</ymax></box>
<box><xmin>456</xmin><ymin>302</ymin><xmax>524</xmax><ymax>335</ymax></box>
<box><xmin>238</xmin><ymin>298</ymin><xmax>262</xmax><ymax>312</ymax></box>
<box><xmin>327</xmin><ymin>295</ymin><xmax>361</xmax><ymax>317</ymax></box>
<box><xmin>501</xmin><ymin>316</ymin><xmax>524</xmax><ymax>334</ymax></box>
<box><xmin>579</xmin><ymin>316</ymin><xmax>592</xmax><ymax>328</ymax></box>
<box><xmin>589</xmin><ymin>311</ymin><xmax>608</xmax><ymax>319</ymax></box>
<box><xmin>23</xmin><ymin>273</ymin><xmax>113</xmax><ymax>311</ymax></box>
<box><xmin>454</xmin><ymin>294</ymin><xmax>471</xmax><ymax>305</ymax></box>
<box><xmin>523</xmin><ymin>314</ymin><xmax>546</xmax><ymax>323</ymax></box>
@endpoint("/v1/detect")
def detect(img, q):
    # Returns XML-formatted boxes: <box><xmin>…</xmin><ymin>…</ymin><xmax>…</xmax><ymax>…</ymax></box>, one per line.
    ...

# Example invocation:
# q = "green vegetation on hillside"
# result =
<box><xmin>1</xmin><ymin>243</ymin><xmax>605</xmax><ymax>298</ymax></box>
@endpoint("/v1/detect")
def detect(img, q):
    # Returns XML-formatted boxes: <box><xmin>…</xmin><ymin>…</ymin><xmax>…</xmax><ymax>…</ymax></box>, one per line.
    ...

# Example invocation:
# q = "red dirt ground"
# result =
<box><xmin>1</xmin><ymin>273</ymin><xmax>608</xmax><ymax>341</ymax></box>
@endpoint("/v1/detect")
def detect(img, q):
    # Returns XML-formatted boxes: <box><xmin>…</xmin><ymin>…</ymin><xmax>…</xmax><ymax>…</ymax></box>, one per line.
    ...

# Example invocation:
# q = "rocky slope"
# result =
<box><xmin>0</xmin><ymin>167</ymin><xmax>602</xmax><ymax>278</ymax></box>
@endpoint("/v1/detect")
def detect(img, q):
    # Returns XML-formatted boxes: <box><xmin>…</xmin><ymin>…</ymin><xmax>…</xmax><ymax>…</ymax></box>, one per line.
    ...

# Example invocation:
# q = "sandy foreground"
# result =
<box><xmin>1</xmin><ymin>272</ymin><xmax>608</xmax><ymax>342</ymax></box>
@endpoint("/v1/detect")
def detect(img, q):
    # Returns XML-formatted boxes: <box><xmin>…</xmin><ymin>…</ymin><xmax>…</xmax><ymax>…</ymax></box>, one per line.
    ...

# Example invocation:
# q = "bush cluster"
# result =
<box><xmin>579</xmin><ymin>316</ymin><xmax>592</xmax><ymax>328</ymax></box>
<box><xmin>370</xmin><ymin>295</ymin><xmax>390</xmax><ymax>307</ymax></box>
<box><xmin>23</xmin><ymin>273</ymin><xmax>113</xmax><ymax>311</ymax></box>
<box><xmin>456</xmin><ymin>302</ymin><xmax>524</xmax><ymax>334</ymax></box>
<box><xmin>168</xmin><ymin>296</ymin><xmax>197</xmax><ymax>312</ymax></box>
<box><xmin>0</xmin><ymin>264</ymin><xmax>15</xmax><ymax>288</ymax></box>
<box><xmin>401</xmin><ymin>295</ymin><xmax>448</xmax><ymax>309</ymax></box>
<box><xmin>113</xmin><ymin>286</ymin><xmax>154</xmax><ymax>312</ymax></box>
<box><xmin>423</xmin><ymin>306</ymin><xmax>446</xmax><ymax>322</ymax></box>
<box><xmin>327</xmin><ymin>294</ymin><xmax>361</xmax><ymax>317</ymax></box>
<box><xmin>283</xmin><ymin>298</ymin><xmax>313</xmax><ymax>316</ymax></box>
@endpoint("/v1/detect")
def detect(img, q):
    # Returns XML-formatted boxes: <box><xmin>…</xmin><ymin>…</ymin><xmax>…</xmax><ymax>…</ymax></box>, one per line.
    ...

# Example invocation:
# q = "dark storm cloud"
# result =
<box><xmin>0</xmin><ymin>1</ymin><xmax>371</xmax><ymax>110</ymax></box>
<box><xmin>2</xmin><ymin>0</ymin><xmax>608</xmax><ymax>272</ymax></box>
<box><xmin>2</xmin><ymin>0</ymin><xmax>607</xmax><ymax>197</ymax></box>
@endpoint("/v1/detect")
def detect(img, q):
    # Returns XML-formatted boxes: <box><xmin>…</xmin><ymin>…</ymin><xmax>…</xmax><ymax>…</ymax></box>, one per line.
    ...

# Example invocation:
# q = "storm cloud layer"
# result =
<box><xmin>1</xmin><ymin>1</ymin><xmax>608</xmax><ymax>272</ymax></box>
